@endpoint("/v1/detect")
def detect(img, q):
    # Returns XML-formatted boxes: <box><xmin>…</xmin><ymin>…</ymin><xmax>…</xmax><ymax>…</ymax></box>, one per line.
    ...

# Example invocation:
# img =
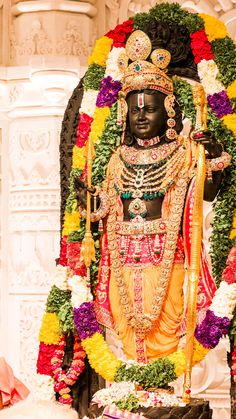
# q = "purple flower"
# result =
<box><xmin>73</xmin><ymin>302</ymin><xmax>103</xmax><ymax>340</ymax></box>
<box><xmin>96</xmin><ymin>76</ymin><xmax>122</xmax><ymax>107</ymax></box>
<box><xmin>207</xmin><ymin>90</ymin><xmax>234</xmax><ymax>119</ymax></box>
<box><xmin>195</xmin><ymin>310</ymin><xmax>230</xmax><ymax>349</ymax></box>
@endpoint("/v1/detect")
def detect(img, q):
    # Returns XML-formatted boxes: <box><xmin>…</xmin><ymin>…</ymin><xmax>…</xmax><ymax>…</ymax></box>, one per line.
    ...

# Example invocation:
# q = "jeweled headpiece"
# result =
<box><xmin>118</xmin><ymin>30</ymin><xmax>173</xmax><ymax>97</ymax></box>
<box><xmin>117</xmin><ymin>30</ymin><xmax>175</xmax><ymax>132</ymax></box>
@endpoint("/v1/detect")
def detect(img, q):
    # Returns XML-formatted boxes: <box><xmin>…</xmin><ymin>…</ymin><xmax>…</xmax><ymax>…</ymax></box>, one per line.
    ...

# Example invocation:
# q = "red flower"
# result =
<box><xmin>226</xmin><ymin>246</ymin><xmax>236</xmax><ymax>265</ymax></box>
<box><xmin>58</xmin><ymin>236</ymin><xmax>68</xmax><ymax>266</ymax></box>
<box><xmin>190</xmin><ymin>30</ymin><xmax>214</xmax><ymax>64</ymax></box>
<box><xmin>66</xmin><ymin>241</ymin><xmax>86</xmax><ymax>276</ymax></box>
<box><xmin>222</xmin><ymin>265</ymin><xmax>236</xmax><ymax>284</ymax></box>
<box><xmin>106</xmin><ymin>19</ymin><xmax>133</xmax><ymax>48</ymax></box>
<box><xmin>76</xmin><ymin>113</ymin><xmax>93</xmax><ymax>148</ymax></box>
<box><xmin>37</xmin><ymin>342</ymin><xmax>59</xmax><ymax>376</ymax></box>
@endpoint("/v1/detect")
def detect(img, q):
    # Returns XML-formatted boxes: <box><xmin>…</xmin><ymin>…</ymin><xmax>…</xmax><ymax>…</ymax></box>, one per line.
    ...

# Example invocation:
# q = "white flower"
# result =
<box><xmin>68</xmin><ymin>275</ymin><xmax>93</xmax><ymax>308</ymax></box>
<box><xmin>80</xmin><ymin>90</ymin><xmax>98</xmax><ymax>117</ymax></box>
<box><xmin>210</xmin><ymin>281</ymin><xmax>236</xmax><ymax>319</ymax></box>
<box><xmin>34</xmin><ymin>374</ymin><xmax>55</xmax><ymax>401</ymax></box>
<box><xmin>52</xmin><ymin>264</ymin><xmax>70</xmax><ymax>291</ymax></box>
<box><xmin>105</xmin><ymin>47</ymin><xmax>126</xmax><ymax>81</ymax></box>
<box><xmin>92</xmin><ymin>382</ymin><xmax>136</xmax><ymax>406</ymax></box>
<box><xmin>197</xmin><ymin>59</ymin><xmax>224</xmax><ymax>95</ymax></box>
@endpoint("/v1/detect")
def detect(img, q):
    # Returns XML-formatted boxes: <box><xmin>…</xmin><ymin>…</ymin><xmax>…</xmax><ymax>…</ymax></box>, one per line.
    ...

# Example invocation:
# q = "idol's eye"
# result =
<box><xmin>145</xmin><ymin>107</ymin><xmax>158</xmax><ymax>113</ymax></box>
<box><xmin>130</xmin><ymin>107</ymin><xmax>140</xmax><ymax>114</ymax></box>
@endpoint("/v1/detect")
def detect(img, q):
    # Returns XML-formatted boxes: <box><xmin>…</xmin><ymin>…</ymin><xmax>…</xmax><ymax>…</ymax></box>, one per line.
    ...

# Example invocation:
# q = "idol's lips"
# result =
<box><xmin>136</xmin><ymin>123</ymin><xmax>148</xmax><ymax>128</ymax></box>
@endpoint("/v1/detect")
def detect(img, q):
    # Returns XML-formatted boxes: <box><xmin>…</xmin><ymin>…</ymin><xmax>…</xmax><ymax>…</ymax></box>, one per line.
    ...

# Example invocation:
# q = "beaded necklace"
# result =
<box><xmin>136</xmin><ymin>136</ymin><xmax>160</xmax><ymax>147</ymax></box>
<box><xmin>115</xmin><ymin>138</ymin><xmax>187</xmax><ymax>207</ymax></box>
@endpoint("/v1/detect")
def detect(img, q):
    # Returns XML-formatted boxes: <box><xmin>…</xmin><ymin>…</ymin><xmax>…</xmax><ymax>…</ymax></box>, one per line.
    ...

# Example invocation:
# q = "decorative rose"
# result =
<box><xmin>106</xmin><ymin>19</ymin><xmax>133</xmax><ymax>48</ymax></box>
<box><xmin>190</xmin><ymin>30</ymin><xmax>214</xmax><ymax>64</ymax></box>
<box><xmin>37</xmin><ymin>342</ymin><xmax>58</xmax><ymax>375</ymax></box>
<box><xmin>58</xmin><ymin>236</ymin><xmax>68</xmax><ymax>266</ymax></box>
<box><xmin>76</xmin><ymin>113</ymin><xmax>93</xmax><ymax>148</ymax></box>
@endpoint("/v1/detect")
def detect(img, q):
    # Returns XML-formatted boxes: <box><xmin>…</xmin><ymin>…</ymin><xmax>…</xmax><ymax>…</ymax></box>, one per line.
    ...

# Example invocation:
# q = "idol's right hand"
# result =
<box><xmin>74</xmin><ymin>178</ymin><xmax>96</xmax><ymax>209</ymax></box>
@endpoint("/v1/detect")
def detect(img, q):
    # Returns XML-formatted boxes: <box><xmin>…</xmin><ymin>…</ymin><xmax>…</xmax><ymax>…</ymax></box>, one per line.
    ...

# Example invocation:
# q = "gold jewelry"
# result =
<box><xmin>106</xmin><ymin>141</ymin><xmax>190</xmax><ymax>338</ymax></box>
<box><xmin>136</xmin><ymin>136</ymin><xmax>160</xmax><ymax>147</ymax></box>
<box><xmin>79</xmin><ymin>191</ymin><xmax>110</xmax><ymax>222</ymax></box>
<box><xmin>117</xmin><ymin>30</ymin><xmax>173</xmax><ymax>127</ymax></box>
<box><xmin>164</xmin><ymin>94</ymin><xmax>177</xmax><ymax>140</ymax></box>
<box><xmin>206</xmin><ymin>151</ymin><xmax>231</xmax><ymax>172</ymax></box>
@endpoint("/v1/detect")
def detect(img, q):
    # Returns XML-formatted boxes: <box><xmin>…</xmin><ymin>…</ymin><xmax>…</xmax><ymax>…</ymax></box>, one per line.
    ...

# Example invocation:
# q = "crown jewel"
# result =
<box><xmin>118</xmin><ymin>30</ymin><xmax>173</xmax><ymax>97</ymax></box>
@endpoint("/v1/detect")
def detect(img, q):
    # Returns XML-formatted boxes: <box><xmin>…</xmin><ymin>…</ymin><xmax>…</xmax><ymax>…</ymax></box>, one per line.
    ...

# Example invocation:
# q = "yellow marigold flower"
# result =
<box><xmin>230</xmin><ymin>229</ymin><xmax>236</xmax><ymax>240</ymax></box>
<box><xmin>192</xmin><ymin>339</ymin><xmax>210</xmax><ymax>364</ymax></box>
<box><xmin>168</xmin><ymin>348</ymin><xmax>186</xmax><ymax>377</ymax></box>
<box><xmin>227</xmin><ymin>80</ymin><xmax>236</xmax><ymax>99</ymax></box>
<box><xmin>200</xmin><ymin>14</ymin><xmax>228</xmax><ymax>42</ymax></box>
<box><xmin>88</xmin><ymin>36</ymin><xmax>113</xmax><ymax>67</ymax></box>
<box><xmin>233</xmin><ymin>214</ymin><xmax>236</xmax><ymax>228</ymax></box>
<box><xmin>62</xmin><ymin>210</ymin><xmax>81</xmax><ymax>237</ymax></box>
<box><xmin>221</xmin><ymin>114</ymin><xmax>236</xmax><ymax>136</ymax></box>
<box><xmin>72</xmin><ymin>145</ymin><xmax>87</xmax><ymax>170</ymax></box>
<box><xmin>39</xmin><ymin>313</ymin><xmax>61</xmax><ymax>345</ymax></box>
<box><xmin>90</xmin><ymin>107</ymin><xmax>110</xmax><ymax>144</ymax></box>
<box><xmin>82</xmin><ymin>332</ymin><xmax>122</xmax><ymax>382</ymax></box>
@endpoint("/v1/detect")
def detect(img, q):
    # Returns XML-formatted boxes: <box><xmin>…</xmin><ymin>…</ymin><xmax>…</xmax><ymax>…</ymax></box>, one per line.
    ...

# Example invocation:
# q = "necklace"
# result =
<box><xmin>120</xmin><ymin>138</ymin><xmax>181</xmax><ymax>167</ymax></box>
<box><xmin>106</xmin><ymin>138</ymin><xmax>190</xmax><ymax>338</ymax></box>
<box><xmin>136</xmin><ymin>136</ymin><xmax>160</xmax><ymax>147</ymax></box>
<box><xmin>115</xmin><ymin>139</ymin><xmax>187</xmax><ymax>210</ymax></box>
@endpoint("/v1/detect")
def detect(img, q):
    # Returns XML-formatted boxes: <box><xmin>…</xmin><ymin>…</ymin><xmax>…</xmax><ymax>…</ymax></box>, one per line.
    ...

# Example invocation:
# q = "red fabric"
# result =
<box><xmin>182</xmin><ymin>178</ymin><xmax>217</xmax><ymax>330</ymax></box>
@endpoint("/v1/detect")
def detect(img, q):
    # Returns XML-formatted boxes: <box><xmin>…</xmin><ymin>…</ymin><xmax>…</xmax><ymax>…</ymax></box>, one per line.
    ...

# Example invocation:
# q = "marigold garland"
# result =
<box><xmin>88</xmin><ymin>36</ymin><xmax>113</xmax><ymax>66</ymax></box>
<box><xmin>199</xmin><ymin>14</ymin><xmax>228</xmax><ymax>42</ymax></box>
<box><xmin>72</xmin><ymin>145</ymin><xmax>87</xmax><ymax>170</ymax></box>
<box><xmin>81</xmin><ymin>332</ymin><xmax>122</xmax><ymax>382</ymax></box>
<box><xmin>227</xmin><ymin>80</ymin><xmax>236</xmax><ymax>99</ymax></box>
<box><xmin>221</xmin><ymin>114</ymin><xmax>236</xmax><ymax>136</ymax></box>
<box><xmin>62</xmin><ymin>210</ymin><xmax>81</xmax><ymax>237</ymax></box>
<box><xmin>39</xmin><ymin>313</ymin><xmax>61</xmax><ymax>345</ymax></box>
<box><xmin>90</xmin><ymin>106</ymin><xmax>111</xmax><ymax>144</ymax></box>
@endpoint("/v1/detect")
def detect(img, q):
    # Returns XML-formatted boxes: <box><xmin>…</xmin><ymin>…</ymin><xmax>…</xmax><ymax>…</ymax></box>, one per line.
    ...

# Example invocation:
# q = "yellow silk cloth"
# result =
<box><xmin>109</xmin><ymin>263</ymin><xmax>185</xmax><ymax>361</ymax></box>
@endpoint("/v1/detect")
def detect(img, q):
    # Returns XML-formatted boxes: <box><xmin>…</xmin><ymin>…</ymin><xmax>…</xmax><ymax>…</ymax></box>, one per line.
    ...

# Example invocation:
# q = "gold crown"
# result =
<box><xmin>118</xmin><ymin>30</ymin><xmax>173</xmax><ymax>97</ymax></box>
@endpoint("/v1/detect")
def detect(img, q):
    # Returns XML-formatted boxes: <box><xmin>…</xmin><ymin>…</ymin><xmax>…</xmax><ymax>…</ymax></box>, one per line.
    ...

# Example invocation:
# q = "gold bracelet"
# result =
<box><xmin>206</xmin><ymin>151</ymin><xmax>231</xmax><ymax>181</ymax></box>
<box><xmin>79</xmin><ymin>191</ymin><xmax>110</xmax><ymax>222</ymax></box>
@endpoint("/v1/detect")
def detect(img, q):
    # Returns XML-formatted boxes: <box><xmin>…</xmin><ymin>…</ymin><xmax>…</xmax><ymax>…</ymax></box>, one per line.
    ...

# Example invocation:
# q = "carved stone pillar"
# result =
<box><xmin>10</xmin><ymin>0</ymin><xmax>97</xmax><ymax>66</ymax></box>
<box><xmin>0</xmin><ymin>65</ymin><xmax>80</xmax><ymax>389</ymax></box>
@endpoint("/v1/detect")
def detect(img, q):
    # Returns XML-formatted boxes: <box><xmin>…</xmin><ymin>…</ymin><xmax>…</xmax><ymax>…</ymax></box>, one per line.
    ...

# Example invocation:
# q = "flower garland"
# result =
<box><xmin>36</xmin><ymin>266</ymin><xmax>86</xmax><ymax>405</ymax></box>
<box><xmin>37</xmin><ymin>3</ymin><xmax>236</xmax><ymax>406</ymax></box>
<box><xmin>51</xmin><ymin>334</ymin><xmax>86</xmax><ymax>406</ymax></box>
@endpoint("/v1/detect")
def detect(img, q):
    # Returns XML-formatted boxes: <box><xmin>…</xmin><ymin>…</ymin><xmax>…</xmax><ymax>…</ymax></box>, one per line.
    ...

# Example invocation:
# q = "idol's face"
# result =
<box><xmin>127</xmin><ymin>91</ymin><xmax>166</xmax><ymax>140</ymax></box>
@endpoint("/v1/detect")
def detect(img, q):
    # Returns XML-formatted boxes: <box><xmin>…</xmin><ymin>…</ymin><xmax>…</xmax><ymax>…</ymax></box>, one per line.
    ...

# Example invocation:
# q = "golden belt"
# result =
<box><xmin>115</xmin><ymin>217</ymin><xmax>167</xmax><ymax>236</ymax></box>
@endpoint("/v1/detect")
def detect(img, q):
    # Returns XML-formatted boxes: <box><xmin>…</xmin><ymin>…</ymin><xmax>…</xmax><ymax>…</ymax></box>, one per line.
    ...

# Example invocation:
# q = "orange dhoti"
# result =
<box><xmin>109</xmin><ymin>231</ymin><xmax>185</xmax><ymax>362</ymax></box>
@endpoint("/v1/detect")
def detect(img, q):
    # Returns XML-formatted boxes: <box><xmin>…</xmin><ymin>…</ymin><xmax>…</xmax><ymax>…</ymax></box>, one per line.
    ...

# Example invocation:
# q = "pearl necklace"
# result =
<box><xmin>136</xmin><ymin>136</ymin><xmax>160</xmax><ymax>147</ymax></box>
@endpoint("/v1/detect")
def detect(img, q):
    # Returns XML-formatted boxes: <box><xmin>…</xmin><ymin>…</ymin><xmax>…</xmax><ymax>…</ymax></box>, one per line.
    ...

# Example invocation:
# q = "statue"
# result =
<box><xmin>36</xmin><ymin>4</ymin><xmax>236</xmax><ymax>417</ymax></box>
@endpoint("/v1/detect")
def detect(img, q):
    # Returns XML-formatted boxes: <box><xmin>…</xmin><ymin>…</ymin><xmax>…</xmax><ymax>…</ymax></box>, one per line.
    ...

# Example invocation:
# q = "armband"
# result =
<box><xmin>206</xmin><ymin>151</ymin><xmax>231</xmax><ymax>182</ymax></box>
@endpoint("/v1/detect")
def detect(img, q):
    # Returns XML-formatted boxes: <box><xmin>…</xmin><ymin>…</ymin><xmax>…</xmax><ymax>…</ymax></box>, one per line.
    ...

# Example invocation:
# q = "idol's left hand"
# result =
<box><xmin>191</xmin><ymin>129</ymin><xmax>223</xmax><ymax>158</ymax></box>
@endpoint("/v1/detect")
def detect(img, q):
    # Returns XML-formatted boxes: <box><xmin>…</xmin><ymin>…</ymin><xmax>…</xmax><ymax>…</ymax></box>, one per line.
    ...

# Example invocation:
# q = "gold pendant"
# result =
<box><xmin>128</xmin><ymin>198</ymin><xmax>147</xmax><ymax>218</ymax></box>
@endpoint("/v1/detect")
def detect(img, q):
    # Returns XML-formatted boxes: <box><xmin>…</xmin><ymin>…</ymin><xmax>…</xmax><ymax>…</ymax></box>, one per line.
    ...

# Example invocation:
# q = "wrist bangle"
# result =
<box><xmin>79</xmin><ymin>191</ymin><xmax>110</xmax><ymax>222</ymax></box>
<box><xmin>206</xmin><ymin>151</ymin><xmax>231</xmax><ymax>182</ymax></box>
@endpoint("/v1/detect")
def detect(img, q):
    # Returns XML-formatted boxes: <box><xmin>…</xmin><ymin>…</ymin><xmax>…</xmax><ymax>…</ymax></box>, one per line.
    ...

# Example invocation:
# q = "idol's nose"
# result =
<box><xmin>137</xmin><ymin>108</ymin><xmax>146</xmax><ymax>120</ymax></box>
